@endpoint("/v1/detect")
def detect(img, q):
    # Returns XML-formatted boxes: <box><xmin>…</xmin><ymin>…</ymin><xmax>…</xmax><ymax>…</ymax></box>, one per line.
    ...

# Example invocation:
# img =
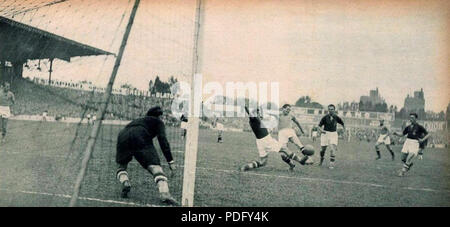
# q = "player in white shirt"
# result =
<box><xmin>278</xmin><ymin>104</ymin><xmax>306</xmax><ymax>153</ymax></box>
<box><xmin>0</xmin><ymin>83</ymin><xmax>15</xmax><ymax>144</ymax></box>
<box><xmin>375</xmin><ymin>120</ymin><xmax>395</xmax><ymax>160</ymax></box>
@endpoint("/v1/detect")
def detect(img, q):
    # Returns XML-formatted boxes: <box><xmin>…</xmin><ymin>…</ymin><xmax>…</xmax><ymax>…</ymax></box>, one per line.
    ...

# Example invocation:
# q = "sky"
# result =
<box><xmin>2</xmin><ymin>0</ymin><xmax>449</xmax><ymax>112</ymax></box>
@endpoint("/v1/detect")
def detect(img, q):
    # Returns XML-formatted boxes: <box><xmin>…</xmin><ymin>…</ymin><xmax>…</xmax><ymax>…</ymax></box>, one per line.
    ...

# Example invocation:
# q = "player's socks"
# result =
<box><xmin>319</xmin><ymin>149</ymin><xmax>325</xmax><ymax>166</ymax></box>
<box><xmin>280</xmin><ymin>152</ymin><xmax>296</xmax><ymax>170</ymax></box>
<box><xmin>289</xmin><ymin>153</ymin><xmax>308</xmax><ymax>165</ymax></box>
<box><xmin>240</xmin><ymin>160</ymin><xmax>263</xmax><ymax>171</ymax></box>
<box><xmin>375</xmin><ymin>150</ymin><xmax>381</xmax><ymax>160</ymax></box>
<box><xmin>116</xmin><ymin>170</ymin><xmax>131</xmax><ymax>198</ymax></box>
<box><xmin>153</xmin><ymin>173</ymin><xmax>179</xmax><ymax>205</ymax></box>
<box><xmin>329</xmin><ymin>155</ymin><xmax>335</xmax><ymax>169</ymax></box>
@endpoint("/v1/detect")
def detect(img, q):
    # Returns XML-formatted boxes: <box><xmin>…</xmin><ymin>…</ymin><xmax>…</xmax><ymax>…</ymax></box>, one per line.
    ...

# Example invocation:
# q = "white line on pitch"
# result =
<box><xmin>2</xmin><ymin>150</ymin><xmax>449</xmax><ymax>194</ymax></box>
<box><xmin>197</xmin><ymin>167</ymin><xmax>450</xmax><ymax>194</ymax></box>
<box><xmin>0</xmin><ymin>188</ymin><xmax>164</xmax><ymax>207</ymax></box>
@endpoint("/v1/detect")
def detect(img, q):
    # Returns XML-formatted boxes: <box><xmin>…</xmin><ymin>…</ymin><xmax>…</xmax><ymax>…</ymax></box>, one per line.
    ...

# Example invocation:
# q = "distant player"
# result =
<box><xmin>42</xmin><ymin>110</ymin><xmax>48</xmax><ymax>122</ymax></box>
<box><xmin>180</xmin><ymin>114</ymin><xmax>188</xmax><ymax>139</ymax></box>
<box><xmin>278</xmin><ymin>104</ymin><xmax>306</xmax><ymax>152</ymax></box>
<box><xmin>240</xmin><ymin>106</ymin><xmax>310</xmax><ymax>172</ymax></box>
<box><xmin>0</xmin><ymin>83</ymin><xmax>15</xmax><ymax>144</ymax></box>
<box><xmin>115</xmin><ymin>106</ymin><xmax>179</xmax><ymax>205</ymax></box>
<box><xmin>392</xmin><ymin>113</ymin><xmax>429</xmax><ymax>177</ymax></box>
<box><xmin>318</xmin><ymin>104</ymin><xmax>345</xmax><ymax>169</ymax></box>
<box><xmin>214</xmin><ymin>117</ymin><xmax>224</xmax><ymax>143</ymax></box>
<box><xmin>86</xmin><ymin>113</ymin><xmax>92</xmax><ymax>125</ymax></box>
<box><xmin>311</xmin><ymin>126</ymin><xmax>319</xmax><ymax>142</ymax></box>
<box><xmin>375</xmin><ymin>120</ymin><xmax>395</xmax><ymax>160</ymax></box>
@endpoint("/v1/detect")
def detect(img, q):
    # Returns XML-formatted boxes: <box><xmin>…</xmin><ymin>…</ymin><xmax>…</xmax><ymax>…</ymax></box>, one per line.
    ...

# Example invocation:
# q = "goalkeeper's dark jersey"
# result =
<box><xmin>249</xmin><ymin>116</ymin><xmax>269</xmax><ymax>139</ymax></box>
<box><xmin>123</xmin><ymin>116</ymin><xmax>173</xmax><ymax>162</ymax></box>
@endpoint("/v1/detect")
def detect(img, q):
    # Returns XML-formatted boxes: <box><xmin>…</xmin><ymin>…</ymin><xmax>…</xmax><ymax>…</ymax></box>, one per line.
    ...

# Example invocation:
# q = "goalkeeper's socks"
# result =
<box><xmin>117</xmin><ymin>170</ymin><xmax>130</xmax><ymax>184</ymax></box>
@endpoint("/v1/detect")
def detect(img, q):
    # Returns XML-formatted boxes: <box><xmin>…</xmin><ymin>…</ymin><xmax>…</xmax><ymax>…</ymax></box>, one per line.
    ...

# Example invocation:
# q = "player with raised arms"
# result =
<box><xmin>318</xmin><ymin>104</ymin><xmax>345</xmax><ymax>169</ymax></box>
<box><xmin>0</xmin><ymin>82</ymin><xmax>15</xmax><ymax>144</ymax></box>
<box><xmin>392</xmin><ymin>113</ymin><xmax>429</xmax><ymax>177</ymax></box>
<box><xmin>374</xmin><ymin>119</ymin><xmax>395</xmax><ymax>160</ymax></box>
<box><xmin>240</xmin><ymin>105</ymin><xmax>313</xmax><ymax>172</ymax></box>
<box><xmin>115</xmin><ymin>106</ymin><xmax>179</xmax><ymax>205</ymax></box>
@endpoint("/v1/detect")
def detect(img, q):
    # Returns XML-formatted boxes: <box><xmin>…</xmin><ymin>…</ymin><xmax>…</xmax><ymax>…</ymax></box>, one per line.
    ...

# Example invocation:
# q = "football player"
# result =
<box><xmin>0</xmin><ymin>83</ymin><xmax>15</xmax><ymax>144</ymax></box>
<box><xmin>392</xmin><ymin>113</ymin><xmax>429</xmax><ymax>177</ymax></box>
<box><xmin>318</xmin><ymin>104</ymin><xmax>345</xmax><ymax>169</ymax></box>
<box><xmin>278</xmin><ymin>104</ymin><xmax>306</xmax><ymax>153</ymax></box>
<box><xmin>240</xmin><ymin>105</ymin><xmax>310</xmax><ymax>172</ymax></box>
<box><xmin>374</xmin><ymin>120</ymin><xmax>395</xmax><ymax>160</ymax></box>
<box><xmin>115</xmin><ymin>106</ymin><xmax>179</xmax><ymax>205</ymax></box>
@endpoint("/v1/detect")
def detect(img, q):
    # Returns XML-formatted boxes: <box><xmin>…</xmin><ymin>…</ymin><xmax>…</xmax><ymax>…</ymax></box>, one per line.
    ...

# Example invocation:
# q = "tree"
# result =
<box><xmin>295</xmin><ymin>96</ymin><xmax>322</xmax><ymax>108</ymax></box>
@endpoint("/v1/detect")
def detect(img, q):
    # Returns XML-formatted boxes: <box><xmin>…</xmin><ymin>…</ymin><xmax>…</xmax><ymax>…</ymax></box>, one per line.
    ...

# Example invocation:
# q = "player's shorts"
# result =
<box><xmin>0</xmin><ymin>106</ymin><xmax>11</xmax><ymax>118</ymax></box>
<box><xmin>320</xmin><ymin>131</ymin><xmax>338</xmax><ymax>147</ymax></box>
<box><xmin>401</xmin><ymin>138</ymin><xmax>420</xmax><ymax>155</ymax></box>
<box><xmin>116</xmin><ymin>126</ymin><xmax>161</xmax><ymax>168</ymax></box>
<box><xmin>419</xmin><ymin>139</ymin><xmax>428</xmax><ymax>149</ymax></box>
<box><xmin>278</xmin><ymin>128</ymin><xmax>302</xmax><ymax>148</ymax></box>
<box><xmin>180</xmin><ymin>121</ymin><xmax>188</xmax><ymax>129</ymax></box>
<box><xmin>216</xmin><ymin>123</ymin><xmax>224</xmax><ymax>131</ymax></box>
<box><xmin>42</xmin><ymin>112</ymin><xmax>48</xmax><ymax>117</ymax></box>
<box><xmin>256</xmin><ymin>135</ymin><xmax>282</xmax><ymax>158</ymax></box>
<box><xmin>376</xmin><ymin>134</ymin><xmax>391</xmax><ymax>145</ymax></box>
<box><xmin>312</xmin><ymin>131</ymin><xmax>318</xmax><ymax>137</ymax></box>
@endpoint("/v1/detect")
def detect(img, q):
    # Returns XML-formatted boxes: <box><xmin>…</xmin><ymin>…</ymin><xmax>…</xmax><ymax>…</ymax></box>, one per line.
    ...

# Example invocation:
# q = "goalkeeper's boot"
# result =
<box><xmin>160</xmin><ymin>192</ymin><xmax>180</xmax><ymax>206</ymax></box>
<box><xmin>121</xmin><ymin>180</ymin><xmax>131</xmax><ymax>198</ymax></box>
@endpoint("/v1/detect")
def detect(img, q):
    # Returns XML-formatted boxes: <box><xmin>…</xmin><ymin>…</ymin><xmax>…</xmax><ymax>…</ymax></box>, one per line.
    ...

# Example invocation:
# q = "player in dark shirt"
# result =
<box><xmin>115</xmin><ymin>106</ymin><xmax>178</xmax><ymax>205</ymax></box>
<box><xmin>393</xmin><ymin>113</ymin><xmax>430</xmax><ymax>177</ymax></box>
<box><xmin>240</xmin><ymin>106</ymin><xmax>310</xmax><ymax>172</ymax></box>
<box><xmin>318</xmin><ymin>104</ymin><xmax>345</xmax><ymax>169</ymax></box>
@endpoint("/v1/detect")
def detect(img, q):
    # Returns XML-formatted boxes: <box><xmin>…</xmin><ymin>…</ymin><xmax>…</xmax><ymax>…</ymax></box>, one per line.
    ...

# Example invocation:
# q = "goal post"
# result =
<box><xmin>181</xmin><ymin>0</ymin><xmax>205</xmax><ymax>207</ymax></box>
<box><xmin>68</xmin><ymin>0</ymin><xmax>141</xmax><ymax>207</ymax></box>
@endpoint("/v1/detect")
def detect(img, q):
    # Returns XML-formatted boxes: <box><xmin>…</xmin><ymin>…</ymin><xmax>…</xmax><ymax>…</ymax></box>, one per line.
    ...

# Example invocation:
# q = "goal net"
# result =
<box><xmin>0</xmin><ymin>0</ymin><xmax>198</xmax><ymax>207</ymax></box>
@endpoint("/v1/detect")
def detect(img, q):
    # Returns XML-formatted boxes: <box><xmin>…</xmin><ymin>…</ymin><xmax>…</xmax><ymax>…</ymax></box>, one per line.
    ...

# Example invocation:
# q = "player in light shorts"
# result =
<box><xmin>42</xmin><ymin>110</ymin><xmax>48</xmax><ymax>121</ymax></box>
<box><xmin>180</xmin><ymin>114</ymin><xmax>188</xmax><ymax>139</ymax></box>
<box><xmin>311</xmin><ymin>126</ymin><xmax>319</xmax><ymax>142</ymax></box>
<box><xmin>375</xmin><ymin>120</ymin><xmax>395</xmax><ymax>160</ymax></box>
<box><xmin>318</xmin><ymin>104</ymin><xmax>345</xmax><ymax>169</ymax></box>
<box><xmin>0</xmin><ymin>83</ymin><xmax>15</xmax><ymax>144</ymax></box>
<box><xmin>278</xmin><ymin>104</ymin><xmax>306</xmax><ymax>152</ymax></box>
<box><xmin>393</xmin><ymin>113</ymin><xmax>429</xmax><ymax>177</ymax></box>
<box><xmin>240</xmin><ymin>106</ymin><xmax>309</xmax><ymax>172</ymax></box>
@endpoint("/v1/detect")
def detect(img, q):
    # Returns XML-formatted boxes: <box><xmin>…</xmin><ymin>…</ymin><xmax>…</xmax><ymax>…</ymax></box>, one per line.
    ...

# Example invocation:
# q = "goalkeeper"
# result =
<box><xmin>115</xmin><ymin>106</ymin><xmax>179</xmax><ymax>206</ymax></box>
